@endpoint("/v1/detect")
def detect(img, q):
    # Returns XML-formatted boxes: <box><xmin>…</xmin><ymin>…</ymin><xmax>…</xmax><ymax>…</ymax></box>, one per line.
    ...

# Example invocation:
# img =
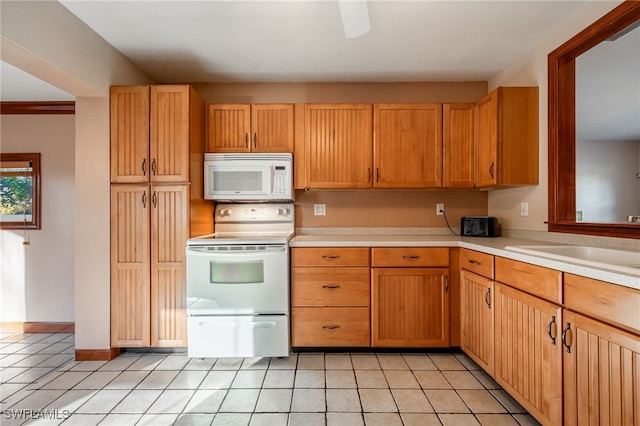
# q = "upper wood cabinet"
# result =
<box><xmin>475</xmin><ymin>87</ymin><xmax>538</xmax><ymax>188</ymax></box>
<box><xmin>443</xmin><ymin>104</ymin><xmax>475</xmax><ymax>188</ymax></box>
<box><xmin>373</xmin><ymin>104</ymin><xmax>442</xmax><ymax>188</ymax></box>
<box><xmin>111</xmin><ymin>85</ymin><xmax>203</xmax><ymax>183</ymax></box>
<box><xmin>207</xmin><ymin>103</ymin><xmax>294</xmax><ymax>153</ymax></box>
<box><xmin>304</xmin><ymin>104</ymin><xmax>373</xmax><ymax>188</ymax></box>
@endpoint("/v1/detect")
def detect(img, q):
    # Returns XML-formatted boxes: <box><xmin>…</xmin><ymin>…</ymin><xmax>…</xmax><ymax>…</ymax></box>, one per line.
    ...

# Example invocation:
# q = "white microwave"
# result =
<box><xmin>204</xmin><ymin>153</ymin><xmax>294</xmax><ymax>201</ymax></box>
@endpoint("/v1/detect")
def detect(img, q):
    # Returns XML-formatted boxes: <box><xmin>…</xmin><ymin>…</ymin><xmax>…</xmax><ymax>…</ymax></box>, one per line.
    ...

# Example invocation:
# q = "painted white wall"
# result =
<box><xmin>487</xmin><ymin>1</ymin><xmax>623</xmax><ymax>231</ymax></box>
<box><xmin>0</xmin><ymin>114</ymin><xmax>75</xmax><ymax>322</ymax></box>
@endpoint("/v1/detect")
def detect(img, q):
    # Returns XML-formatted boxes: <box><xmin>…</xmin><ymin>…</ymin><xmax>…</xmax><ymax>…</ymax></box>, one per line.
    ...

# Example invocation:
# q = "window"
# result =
<box><xmin>0</xmin><ymin>153</ymin><xmax>41</xmax><ymax>230</ymax></box>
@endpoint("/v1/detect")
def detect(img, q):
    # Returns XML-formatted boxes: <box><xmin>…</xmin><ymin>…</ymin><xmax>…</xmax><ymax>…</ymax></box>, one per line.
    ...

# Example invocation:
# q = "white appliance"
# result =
<box><xmin>204</xmin><ymin>153</ymin><xmax>294</xmax><ymax>202</ymax></box>
<box><xmin>186</xmin><ymin>203</ymin><xmax>294</xmax><ymax>358</ymax></box>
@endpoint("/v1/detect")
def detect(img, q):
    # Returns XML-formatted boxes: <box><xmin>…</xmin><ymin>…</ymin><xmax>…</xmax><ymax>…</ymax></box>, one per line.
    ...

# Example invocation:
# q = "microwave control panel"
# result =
<box><xmin>273</xmin><ymin>165</ymin><xmax>289</xmax><ymax>195</ymax></box>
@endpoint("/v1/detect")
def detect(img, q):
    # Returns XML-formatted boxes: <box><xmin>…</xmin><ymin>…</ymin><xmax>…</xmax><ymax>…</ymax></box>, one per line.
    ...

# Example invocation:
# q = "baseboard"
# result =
<box><xmin>75</xmin><ymin>347</ymin><xmax>120</xmax><ymax>361</ymax></box>
<box><xmin>0</xmin><ymin>322</ymin><xmax>75</xmax><ymax>333</ymax></box>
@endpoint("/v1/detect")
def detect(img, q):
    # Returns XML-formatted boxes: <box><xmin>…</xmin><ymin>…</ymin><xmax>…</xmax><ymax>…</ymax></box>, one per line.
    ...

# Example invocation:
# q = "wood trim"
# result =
<box><xmin>1</xmin><ymin>101</ymin><xmax>75</xmax><ymax>115</ymax></box>
<box><xmin>75</xmin><ymin>348</ymin><xmax>120</xmax><ymax>361</ymax></box>
<box><xmin>0</xmin><ymin>322</ymin><xmax>74</xmax><ymax>333</ymax></box>
<box><xmin>548</xmin><ymin>1</ymin><xmax>640</xmax><ymax>239</ymax></box>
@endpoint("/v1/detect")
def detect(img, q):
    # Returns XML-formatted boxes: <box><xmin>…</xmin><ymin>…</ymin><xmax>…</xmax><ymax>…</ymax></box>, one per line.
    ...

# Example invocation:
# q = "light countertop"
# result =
<box><xmin>290</xmin><ymin>230</ymin><xmax>640</xmax><ymax>290</ymax></box>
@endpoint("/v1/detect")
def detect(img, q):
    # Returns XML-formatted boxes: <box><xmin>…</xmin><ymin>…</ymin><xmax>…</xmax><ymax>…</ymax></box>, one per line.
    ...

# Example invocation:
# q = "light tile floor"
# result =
<box><xmin>0</xmin><ymin>332</ymin><xmax>541</xmax><ymax>425</ymax></box>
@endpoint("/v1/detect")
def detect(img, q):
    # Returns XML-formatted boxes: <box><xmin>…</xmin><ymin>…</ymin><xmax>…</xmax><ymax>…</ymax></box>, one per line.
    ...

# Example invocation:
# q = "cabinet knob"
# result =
<box><xmin>322</xmin><ymin>255</ymin><xmax>340</xmax><ymax>260</ymax></box>
<box><xmin>561</xmin><ymin>322</ymin><xmax>572</xmax><ymax>353</ymax></box>
<box><xmin>322</xmin><ymin>325</ymin><xmax>341</xmax><ymax>330</ymax></box>
<box><xmin>322</xmin><ymin>285</ymin><xmax>341</xmax><ymax>290</ymax></box>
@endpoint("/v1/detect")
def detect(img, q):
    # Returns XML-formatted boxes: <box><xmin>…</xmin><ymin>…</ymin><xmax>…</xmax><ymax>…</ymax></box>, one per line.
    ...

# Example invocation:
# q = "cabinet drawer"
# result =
<box><xmin>371</xmin><ymin>247</ymin><xmax>449</xmax><ymax>267</ymax></box>
<box><xmin>292</xmin><ymin>307</ymin><xmax>370</xmax><ymax>347</ymax></box>
<box><xmin>564</xmin><ymin>273</ymin><xmax>640</xmax><ymax>335</ymax></box>
<box><xmin>291</xmin><ymin>267</ymin><xmax>370</xmax><ymax>307</ymax></box>
<box><xmin>460</xmin><ymin>249</ymin><xmax>494</xmax><ymax>279</ymax></box>
<box><xmin>291</xmin><ymin>247</ymin><xmax>370</xmax><ymax>267</ymax></box>
<box><xmin>495</xmin><ymin>257</ymin><xmax>562</xmax><ymax>303</ymax></box>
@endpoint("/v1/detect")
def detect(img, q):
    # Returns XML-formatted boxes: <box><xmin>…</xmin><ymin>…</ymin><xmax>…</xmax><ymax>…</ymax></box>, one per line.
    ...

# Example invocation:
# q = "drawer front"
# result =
<box><xmin>564</xmin><ymin>273</ymin><xmax>640</xmax><ymax>335</ymax></box>
<box><xmin>292</xmin><ymin>307</ymin><xmax>370</xmax><ymax>347</ymax></box>
<box><xmin>291</xmin><ymin>247</ymin><xmax>370</xmax><ymax>267</ymax></box>
<box><xmin>371</xmin><ymin>247</ymin><xmax>449</xmax><ymax>267</ymax></box>
<box><xmin>291</xmin><ymin>267</ymin><xmax>370</xmax><ymax>307</ymax></box>
<box><xmin>495</xmin><ymin>257</ymin><xmax>562</xmax><ymax>303</ymax></box>
<box><xmin>460</xmin><ymin>249</ymin><xmax>494</xmax><ymax>279</ymax></box>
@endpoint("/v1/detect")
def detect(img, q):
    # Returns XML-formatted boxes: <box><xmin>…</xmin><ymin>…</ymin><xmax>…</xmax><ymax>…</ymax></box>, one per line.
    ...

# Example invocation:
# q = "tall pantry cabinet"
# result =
<box><xmin>110</xmin><ymin>85</ymin><xmax>212</xmax><ymax>348</ymax></box>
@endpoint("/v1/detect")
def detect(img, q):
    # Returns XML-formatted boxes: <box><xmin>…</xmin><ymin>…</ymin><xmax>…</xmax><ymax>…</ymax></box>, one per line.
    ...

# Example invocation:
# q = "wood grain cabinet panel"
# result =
<box><xmin>291</xmin><ymin>247</ymin><xmax>370</xmax><ymax>267</ymax></box>
<box><xmin>207</xmin><ymin>104</ymin><xmax>294</xmax><ymax>153</ymax></box>
<box><xmin>371</xmin><ymin>247</ymin><xmax>449</xmax><ymax>267</ymax></box>
<box><xmin>562</xmin><ymin>310</ymin><xmax>640</xmax><ymax>426</ymax></box>
<box><xmin>372</xmin><ymin>268</ymin><xmax>449</xmax><ymax>347</ymax></box>
<box><xmin>475</xmin><ymin>87</ymin><xmax>538</xmax><ymax>188</ymax></box>
<box><xmin>459</xmin><ymin>249</ymin><xmax>494</xmax><ymax>279</ymax></box>
<box><xmin>291</xmin><ymin>267</ymin><xmax>370</xmax><ymax>307</ymax></box>
<box><xmin>460</xmin><ymin>270</ymin><xmax>494</xmax><ymax>376</ymax></box>
<box><xmin>443</xmin><ymin>103</ymin><xmax>475</xmax><ymax>188</ymax></box>
<box><xmin>110</xmin><ymin>185</ymin><xmax>151</xmax><ymax>347</ymax></box>
<box><xmin>495</xmin><ymin>257</ymin><xmax>562</xmax><ymax>304</ymax></box>
<box><xmin>494</xmin><ymin>282</ymin><xmax>563</xmax><ymax>426</ymax></box>
<box><xmin>373</xmin><ymin>104</ymin><xmax>442</xmax><ymax>188</ymax></box>
<box><xmin>304</xmin><ymin>104</ymin><xmax>373</xmax><ymax>188</ymax></box>
<box><xmin>292</xmin><ymin>307</ymin><xmax>370</xmax><ymax>347</ymax></box>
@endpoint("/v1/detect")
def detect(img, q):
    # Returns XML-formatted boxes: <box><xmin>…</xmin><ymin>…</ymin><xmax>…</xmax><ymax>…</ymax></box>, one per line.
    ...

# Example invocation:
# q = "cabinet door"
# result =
<box><xmin>150</xmin><ymin>86</ymin><xmax>192</xmax><ymax>183</ymax></box>
<box><xmin>443</xmin><ymin>104</ymin><xmax>475</xmax><ymax>188</ymax></box>
<box><xmin>207</xmin><ymin>104</ymin><xmax>251</xmax><ymax>152</ymax></box>
<box><xmin>305</xmin><ymin>104</ymin><xmax>373</xmax><ymax>188</ymax></box>
<box><xmin>150</xmin><ymin>185</ymin><xmax>189</xmax><ymax>347</ymax></box>
<box><xmin>475</xmin><ymin>91</ymin><xmax>498</xmax><ymax>187</ymax></box>
<box><xmin>372</xmin><ymin>268</ymin><xmax>449</xmax><ymax>347</ymax></box>
<box><xmin>110</xmin><ymin>86</ymin><xmax>150</xmax><ymax>183</ymax></box>
<box><xmin>374</xmin><ymin>104</ymin><xmax>442</xmax><ymax>188</ymax></box>
<box><xmin>251</xmin><ymin>104</ymin><xmax>294</xmax><ymax>153</ymax></box>
<box><xmin>110</xmin><ymin>185</ymin><xmax>151</xmax><ymax>347</ymax></box>
<box><xmin>563</xmin><ymin>310</ymin><xmax>640</xmax><ymax>426</ymax></box>
<box><xmin>460</xmin><ymin>270</ymin><xmax>494</xmax><ymax>376</ymax></box>
<box><xmin>494</xmin><ymin>283</ymin><xmax>563</xmax><ymax>426</ymax></box>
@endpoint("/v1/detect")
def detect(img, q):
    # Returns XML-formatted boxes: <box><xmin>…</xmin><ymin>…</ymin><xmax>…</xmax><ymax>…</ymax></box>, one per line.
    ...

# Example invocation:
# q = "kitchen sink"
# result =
<box><xmin>504</xmin><ymin>245</ymin><xmax>640</xmax><ymax>276</ymax></box>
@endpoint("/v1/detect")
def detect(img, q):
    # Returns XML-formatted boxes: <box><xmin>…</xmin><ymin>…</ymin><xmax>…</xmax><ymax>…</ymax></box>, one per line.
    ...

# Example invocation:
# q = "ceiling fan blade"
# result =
<box><xmin>338</xmin><ymin>0</ymin><xmax>370</xmax><ymax>39</ymax></box>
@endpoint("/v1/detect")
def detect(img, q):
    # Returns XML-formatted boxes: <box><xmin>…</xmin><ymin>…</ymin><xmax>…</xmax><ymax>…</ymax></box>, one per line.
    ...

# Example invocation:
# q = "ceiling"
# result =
<box><xmin>1</xmin><ymin>0</ymin><xmax>594</xmax><ymax>102</ymax></box>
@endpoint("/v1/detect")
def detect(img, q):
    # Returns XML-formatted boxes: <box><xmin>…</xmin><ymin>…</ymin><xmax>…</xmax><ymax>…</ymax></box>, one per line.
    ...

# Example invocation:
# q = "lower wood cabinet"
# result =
<box><xmin>460</xmin><ymin>270</ymin><xmax>494</xmax><ymax>375</ymax></box>
<box><xmin>372</xmin><ymin>267</ymin><xmax>449</xmax><ymax>347</ymax></box>
<box><xmin>562</xmin><ymin>310</ymin><xmax>640</xmax><ymax>425</ymax></box>
<box><xmin>494</xmin><ymin>282</ymin><xmax>563</xmax><ymax>426</ymax></box>
<box><xmin>111</xmin><ymin>184</ymin><xmax>188</xmax><ymax>347</ymax></box>
<box><xmin>291</xmin><ymin>247</ymin><xmax>371</xmax><ymax>347</ymax></box>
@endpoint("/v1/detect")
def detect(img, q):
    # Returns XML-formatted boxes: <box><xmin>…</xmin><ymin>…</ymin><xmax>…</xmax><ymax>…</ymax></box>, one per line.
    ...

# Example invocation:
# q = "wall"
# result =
<box><xmin>487</xmin><ymin>0</ymin><xmax>623</xmax><ymax>232</ymax></box>
<box><xmin>0</xmin><ymin>114</ymin><xmax>75</xmax><ymax>322</ymax></box>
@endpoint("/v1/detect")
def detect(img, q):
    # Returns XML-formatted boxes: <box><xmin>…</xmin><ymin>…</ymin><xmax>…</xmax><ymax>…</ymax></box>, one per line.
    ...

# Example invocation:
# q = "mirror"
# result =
<box><xmin>548</xmin><ymin>2</ymin><xmax>640</xmax><ymax>239</ymax></box>
<box><xmin>0</xmin><ymin>153</ymin><xmax>41</xmax><ymax>230</ymax></box>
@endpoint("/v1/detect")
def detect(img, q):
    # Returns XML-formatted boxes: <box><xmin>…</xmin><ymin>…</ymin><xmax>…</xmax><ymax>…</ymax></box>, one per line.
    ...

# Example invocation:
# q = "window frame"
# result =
<box><xmin>0</xmin><ymin>153</ymin><xmax>41</xmax><ymax>230</ymax></box>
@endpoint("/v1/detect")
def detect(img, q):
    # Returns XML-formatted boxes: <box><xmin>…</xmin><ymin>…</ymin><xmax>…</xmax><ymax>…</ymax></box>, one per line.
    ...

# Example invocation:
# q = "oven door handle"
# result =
<box><xmin>196</xmin><ymin>320</ymin><xmax>277</xmax><ymax>329</ymax></box>
<box><xmin>187</xmin><ymin>246</ymin><xmax>287</xmax><ymax>255</ymax></box>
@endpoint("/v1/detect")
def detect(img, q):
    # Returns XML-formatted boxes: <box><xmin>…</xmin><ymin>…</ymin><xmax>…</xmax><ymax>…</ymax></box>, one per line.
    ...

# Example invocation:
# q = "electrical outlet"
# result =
<box><xmin>520</xmin><ymin>202</ymin><xmax>529</xmax><ymax>216</ymax></box>
<box><xmin>314</xmin><ymin>204</ymin><xmax>326</xmax><ymax>216</ymax></box>
<box><xmin>436</xmin><ymin>203</ymin><xmax>444</xmax><ymax>215</ymax></box>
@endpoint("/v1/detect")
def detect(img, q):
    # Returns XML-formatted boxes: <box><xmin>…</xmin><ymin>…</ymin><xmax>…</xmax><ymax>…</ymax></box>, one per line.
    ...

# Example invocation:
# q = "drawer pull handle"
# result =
<box><xmin>562</xmin><ymin>322</ymin><xmax>572</xmax><ymax>353</ymax></box>
<box><xmin>322</xmin><ymin>255</ymin><xmax>341</xmax><ymax>260</ymax></box>
<box><xmin>403</xmin><ymin>255</ymin><xmax>421</xmax><ymax>260</ymax></box>
<box><xmin>484</xmin><ymin>288</ymin><xmax>491</xmax><ymax>308</ymax></box>
<box><xmin>322</xmin><ymin>325</ymin><xmax>341</xmax><ymax>330</ymax></box>
<box><xmin>322</xmin><ymin>285</ymin><xmax>341</xmax><ymax>289</ymax></box>
<box><xmin>469</xmin><ymin>259</ymin><xmax>482</xmax><ymax>265</ymax></box>
<box><xmin>547</xmin><ymin>315</ymin><xmax>557</xmax><ymax>345</ymax></box>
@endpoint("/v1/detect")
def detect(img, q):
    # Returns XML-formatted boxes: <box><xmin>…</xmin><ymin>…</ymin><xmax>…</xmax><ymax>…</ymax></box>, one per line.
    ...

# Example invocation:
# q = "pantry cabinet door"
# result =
<box><xmin>305</xmin><ymin>104</ymin><xmax>373</xmax><ymax>188</ymax></box>
<box><xmin>110</xmin><ymin>185</ymin><xmax>151</xmax><ymax>347</ymax></box>
<box><xmin>207</xmin><ymin>104</ymin><xmax>252</xmax><ymax>152</ymax></box>
<box><xmin>150</xmin><ymin>86</ymin><xmax>191</xmax><ymax>183</ymax></box>
<box><xmin>494</xmin><ymin>282</ymin><xmax>563</xmax><ymax>426</ymax></box>
<box><xmin>374</xmin><ymin>104</ymin><xmax>443</xmax><ymax>188</ymax></box>
<box><xmin>150</xmin><ymin>185</ymin><xmax>189</xmax><ymax>347</ymax></box>
<box><xmin>372</xmin><ymin>268</ymin><xmax>449</xmax><ymax>347</ymax></box>
<box><xmin>110</xmin><ymin>86</ymin><xmax>150</xmax><ymax>183</ymax></box>
<box><xmin>563</xmin><ymin>310</ymin><xmax>640</xmax><ymax>426</ymax></box>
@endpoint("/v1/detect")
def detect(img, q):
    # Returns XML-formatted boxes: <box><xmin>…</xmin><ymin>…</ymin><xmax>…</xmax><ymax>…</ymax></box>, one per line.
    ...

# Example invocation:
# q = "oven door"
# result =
<box><xmin>186</xmin><ymin>244</ymin><xmax>289</xmax><ymax>315</ymax></box>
